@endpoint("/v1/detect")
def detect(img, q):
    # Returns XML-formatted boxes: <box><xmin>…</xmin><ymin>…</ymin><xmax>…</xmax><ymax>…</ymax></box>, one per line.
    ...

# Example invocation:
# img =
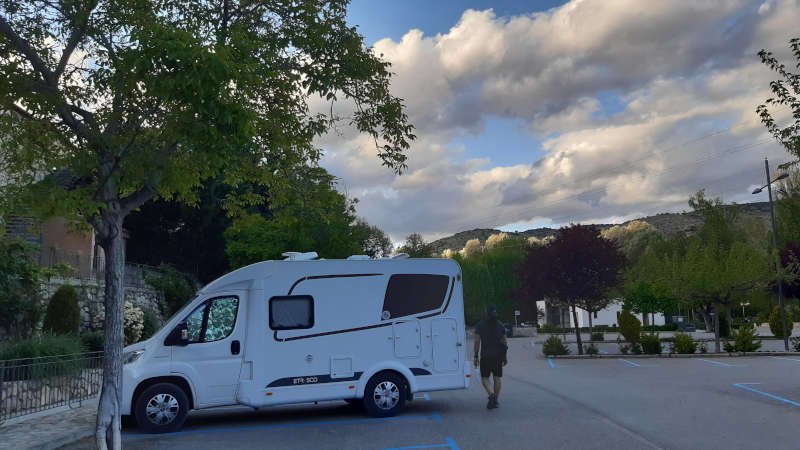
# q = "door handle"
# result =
<box><xmin>231</xmin><ymin>340</ymin><xmax>241</xmax><ymax>355</ymax></box>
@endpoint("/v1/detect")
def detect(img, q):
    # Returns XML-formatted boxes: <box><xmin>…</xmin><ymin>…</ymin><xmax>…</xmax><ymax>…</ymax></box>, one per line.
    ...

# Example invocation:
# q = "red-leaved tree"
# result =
<box><xmin>516</xmin><ymin>225</ymin><xmax>624</xmax><ymax>354</ymax></box>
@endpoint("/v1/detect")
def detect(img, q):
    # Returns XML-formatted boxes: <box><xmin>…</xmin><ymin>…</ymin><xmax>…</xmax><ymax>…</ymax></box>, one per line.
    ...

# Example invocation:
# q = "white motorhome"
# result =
<box><xmin>121</xmin><ymin>253</ymin><xmax>470</xmax><ymax>433</ymax></box>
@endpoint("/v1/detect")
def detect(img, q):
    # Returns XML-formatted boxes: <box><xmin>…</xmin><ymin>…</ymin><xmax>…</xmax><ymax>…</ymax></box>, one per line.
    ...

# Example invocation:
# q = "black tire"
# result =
<box><xmin>362</xmin><ymin>372</ymin><xmax>407</xmax><ymax>418</ymax></box>
<box><xmin>134</xmin><ymin>383</ymin><xmax>190</xmax><ymax>434</ymax></box>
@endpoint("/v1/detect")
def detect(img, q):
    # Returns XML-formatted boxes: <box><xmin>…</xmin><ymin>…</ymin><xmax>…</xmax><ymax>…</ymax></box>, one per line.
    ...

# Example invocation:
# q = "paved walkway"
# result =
<box><xmin>0</xmin><ymin>400</ymin><xmax>97</xmax><ymax>450</ymax></box>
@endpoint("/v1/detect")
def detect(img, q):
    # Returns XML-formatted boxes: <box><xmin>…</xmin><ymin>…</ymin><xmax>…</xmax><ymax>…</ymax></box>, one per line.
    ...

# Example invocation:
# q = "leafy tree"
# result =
<box><xmin>125</xmin><ymin>178</ymin><xmax>233</xmax><ymax>283</ymax></box>
<box><xmin>43</xmin><ymin>285</ymin><xmax>80</xmax><ymax>335</ymax></box>
<box><xmin>622</xmin><ymin>280</ymin><xmax>676</xmax><ymax>332</ymax></box>
<box><xmin>618</xmin><ymin>309</ymin><xmax>642</xmax><ymax>344</ymax></box>
<box><xmin>516</xmin><ymin>225</ymin><xmax>624</xmax><ymax>354</ymax></box>
<box><xmin>0</xmin><ymin>237</ymin><xmax>43</xmax><ymax>339</ymax></box>
<box><xmin>457</xmin><ymin>237</ymin><xmax>527</xmax><ymax>324</ymax></box>
<box><xmin>353</xmin><ymin>219</ymin><xmax>393</xmax><ymax>258</ymax></box>
<box><xmin>0</xmin><ymin>2</ymin><xmax>413</xmax><ymax>446</ymax></box>
<box><xmin>769</xmin><ymin>306</ymin><xmax>794</xmax><ymax>338</ymax></box>
<box><xmin>224</xmin><ymin>167</ymin><xmax>366</xmax><ymax>266</ymax></box>
<box><xmin>757</xmin><ymin>37</ymin><xmax>800</xmax><ymax>166</ymax></box>
<box><xmin>652</xmin><ymin>192</ymin><xmax>771</xmax><ymax>352</ymax></box>
<box><xmin>398</xmin><ymin>233</ymin><xmax>432</xmax><ymax>257</ymax></box>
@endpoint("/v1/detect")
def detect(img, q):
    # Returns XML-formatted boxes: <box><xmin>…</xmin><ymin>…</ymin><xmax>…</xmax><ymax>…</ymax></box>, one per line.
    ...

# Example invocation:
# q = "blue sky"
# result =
<box><xmin>322</xmin><ymin>0</ymin><xmax>796</xmax><ymax>243</ymax></box>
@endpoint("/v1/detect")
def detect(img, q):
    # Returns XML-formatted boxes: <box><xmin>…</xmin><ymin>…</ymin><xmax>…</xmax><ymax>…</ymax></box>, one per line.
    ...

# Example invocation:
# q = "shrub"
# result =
<box><xmin>674</xmin><ymin>333</ymin><xmax>697</xmax><ymax>354</ymax></box>
<box><xmin>141</xmin><ymin>309</ymin><xmax>160</xmax><ymax>341</ymax></box>
<box><xmin>791</xmin><ymin>336</ymin><xmax>800</xmax><ymax>352</ymax></box>
<box><xmin>43</xmin><ymin>285</ymin><xmax>80</xmax><ymax>335</ymax></box>
<box><xmin>80</xmin><ymin>331</ymin><xmax>104</xmax><ymax>352</ymax></box>
<box><xmin>145</xmin><ymin>265</ymin><xmax>197</xmax><ymax>316</ymax></box>
<box><xmin>124</xmin><ymin>302</ymin><xmax>145</xmax><ymax>344</ymax></box>
<box><xmin>586</xmin><ymin>343</ymin><xmax>599</xmax><ymax>355</ymax></box>
<box><xmin>618</xmin><ymin>309</ymin><xmax>641</xmax><ymax>344</ymax></box>
<box><xmin>539</xmin><ymin>324</ymin><xmax>561</xmax><ymax>334</ymax></box>
<box><xmin>590</xmin><ymin>332</ymin><xmax>604</xmax><ymax>341</ymax></box>
<box><xmin>0</xmin><ymin>335</ymin><xmax>87</xmax><ymax>380</ymax></box>
<box><xmin>769</xmin><ymin>306</ymin><xmax>794</xmax><ymax>339</ymax></box>
<box><xmin>731</xmin><ymin>323</ymin><xmax>762</xmax><ymax>353</ymax></box>
<box><xmin>0</xmin><ymin>237</ymin><xmax>44</xmax><ymax>339</ymax></box>
<box><xmin>542</xmin><ymin>335</ymin><xmax>570</xmax><ymax>356</ymax></box>
<box><xmin>640</xmin><ymin>334</ymin><xmax>662</xmax><ymax>354</ymax></box>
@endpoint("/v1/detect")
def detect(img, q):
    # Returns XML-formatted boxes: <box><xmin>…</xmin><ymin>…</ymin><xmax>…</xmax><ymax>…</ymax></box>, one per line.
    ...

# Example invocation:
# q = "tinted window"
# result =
<box><xmin>205</xmin><ymin>297</ymin><xmax>239</xmax><ymax>342</ymax></box>
<box><xmin>270</xmin><ymin>296</ymin><xmax>314</xmax><ymax>330</ymax></box>
<box><xmin>382</xmin><ymin>274</ymin><xmax>450</xmax><ymax>319</ymax></box>
<box><xmin>182</xmin><ymin>296</ymin><xmax>239</xmax><ymax>343</ymax></box>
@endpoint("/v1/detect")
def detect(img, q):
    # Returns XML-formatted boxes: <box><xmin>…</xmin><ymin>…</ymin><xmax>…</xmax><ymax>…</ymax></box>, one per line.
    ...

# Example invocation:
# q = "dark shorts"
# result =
<box><xmin>480</xmin><ymin>356</ymin><xmax>503</xmax><ymax>378</ymax></box>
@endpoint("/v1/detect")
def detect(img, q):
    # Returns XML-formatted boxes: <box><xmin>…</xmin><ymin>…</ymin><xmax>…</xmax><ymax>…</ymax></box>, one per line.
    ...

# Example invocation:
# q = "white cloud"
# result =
<box><xmin>317</xmin><ymin>0</ymin><xmax>800</xmax><ymax>241</ymax></box>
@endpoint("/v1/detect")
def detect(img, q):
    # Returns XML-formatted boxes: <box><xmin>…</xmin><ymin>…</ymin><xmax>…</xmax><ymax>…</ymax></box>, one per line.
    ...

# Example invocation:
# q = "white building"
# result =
<box><xmin>536</xmin><ymin>300</ymin><xmax>666</xmax><ymax>328</ymax></box>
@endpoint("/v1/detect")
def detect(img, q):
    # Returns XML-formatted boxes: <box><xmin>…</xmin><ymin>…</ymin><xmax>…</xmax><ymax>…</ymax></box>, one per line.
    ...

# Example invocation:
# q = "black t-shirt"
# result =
<box><xmin>475</xmin><ymin>318</ymin><xmax>507</xmax><ymax>359</ymax></box>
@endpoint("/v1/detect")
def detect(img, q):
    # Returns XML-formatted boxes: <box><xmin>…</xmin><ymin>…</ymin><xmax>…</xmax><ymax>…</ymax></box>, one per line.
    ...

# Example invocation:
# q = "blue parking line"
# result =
<box><xmin>383</xmin><ymin>437</ymin><xmax>460</xmax><ymax>450</ymax></box>
<box><xmin>547</xmin><ymin>357</ymin><xmax>556</xmax><ymax>368</ymax></box>
<box><xmin>415</xmin><ymin>393</ymin><xmax>431</xmax><ymax>401</ymax></box>
<box><xmin>698</xmin><ymin>358</ymin><xmax>733</xmax><ymax>367</ymax></box>
<box><xmin>125</xmin><ymin>412</ymin><xmax>442</xmax><ymax>440</ymax></box>
<box><xmin>734</xmin><ymin>383</ymin><xmax>800</xmax><ymax>407</ymax></box>
<box><xmin>619</xmin><ymin>359</ymin><xmax>641</xmax><ymax>367</ymax></box>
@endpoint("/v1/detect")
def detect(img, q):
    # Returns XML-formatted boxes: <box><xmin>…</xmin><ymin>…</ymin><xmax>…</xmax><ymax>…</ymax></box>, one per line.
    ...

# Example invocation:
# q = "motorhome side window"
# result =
<box><xmin>183</xmin><ymin>296</ymin><xmax>239</xmax><ymax>343</ymax></box>
<box><xmin>269</xmin><ymin>295</ymin><xmax>314</xmax><ymax>330</ymax></box>
<box><xmin>382</xmin><ymin>274</ymin><xmax>450</xmax><ymax>319</ymax></box>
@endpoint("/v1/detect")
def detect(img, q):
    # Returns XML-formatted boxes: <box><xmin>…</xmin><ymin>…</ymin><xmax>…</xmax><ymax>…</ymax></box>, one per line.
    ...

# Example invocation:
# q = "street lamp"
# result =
<box><xmin>751</xmin><ymin>157</ymin><xmax>790</xmax><ymax>350</ymax></box>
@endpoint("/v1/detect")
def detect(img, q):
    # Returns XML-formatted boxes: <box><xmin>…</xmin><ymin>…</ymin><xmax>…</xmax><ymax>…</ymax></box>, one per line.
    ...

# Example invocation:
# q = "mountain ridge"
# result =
<box><xmin>428</xmin><ymin>201</ymin><xmax>772</xmax><ymax>254</ymax></box>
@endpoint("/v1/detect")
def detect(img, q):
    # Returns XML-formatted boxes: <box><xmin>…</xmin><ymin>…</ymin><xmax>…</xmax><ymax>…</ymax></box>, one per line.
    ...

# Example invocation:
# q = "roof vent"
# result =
<box><xmin>346</xmin><ymin>255</ymin><xmax>371</xmax><ymax>260</ymax></box>
<box><xmin>391</xmin><ymin>253</ymin><xmax>410</xmax><ymax>259</ymax></box>
<box><xmin>282</xmin><ymin>251</ymin><xmax>319</xmax><ymax>261</ymax></box>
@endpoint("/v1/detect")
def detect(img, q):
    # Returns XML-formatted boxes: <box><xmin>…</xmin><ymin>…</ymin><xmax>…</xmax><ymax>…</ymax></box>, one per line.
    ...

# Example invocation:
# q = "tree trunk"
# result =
<box><xmin>570</xmin><ymin>304</ymin><xmax>584</xmax><ymax>355</ymax></box>
<box><xmin>699</xmin><ymin>308</ymin><xmax>712</xmax><ymax>332</ymax></box>
<box><xmin>713</xmin><ymin>307</ymin><xmax>721</xmax><ymax>353</ymax></box>
<box><xmin>588</xmin><ymin>312</ymin><xmax>594</xmax><ymax>338</ymax></box>
<box><xmin>96</xmin><ymin>218</ymin><xmax>125</xmax><ymax>450</ymax></box>
<box><xmin>726</xmin><ymin>307</ymin><xmax>733</xmax><ymax>336</ymax></box>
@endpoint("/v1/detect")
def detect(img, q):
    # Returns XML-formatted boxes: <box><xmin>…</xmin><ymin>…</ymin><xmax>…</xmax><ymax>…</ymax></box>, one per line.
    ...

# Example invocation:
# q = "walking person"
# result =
<box><xmin>473</xmin><ymin>304</ymin><xmax>508</xmax><ymax>409</ymax></box>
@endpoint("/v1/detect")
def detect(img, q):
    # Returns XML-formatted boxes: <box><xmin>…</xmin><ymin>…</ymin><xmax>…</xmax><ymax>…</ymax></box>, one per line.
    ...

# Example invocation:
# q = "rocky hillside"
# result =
<box><xmin>429</xmin><ymin>201</ymin><xmax>771</xmax><ymax>254</ymax></box>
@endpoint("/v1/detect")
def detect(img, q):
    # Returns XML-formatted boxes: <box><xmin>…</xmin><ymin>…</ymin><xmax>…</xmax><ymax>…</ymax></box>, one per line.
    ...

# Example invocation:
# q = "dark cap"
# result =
<box><xmin>486</xmin><ymin>304</ymin><xmax>498</xmax><ymax>318</ymax></box>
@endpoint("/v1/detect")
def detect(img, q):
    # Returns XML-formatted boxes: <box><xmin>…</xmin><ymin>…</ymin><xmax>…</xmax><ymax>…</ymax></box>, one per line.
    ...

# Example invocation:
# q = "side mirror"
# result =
<box><xmin>164</xmin><ymin>322</ymin><xmax>189</xmax><ymax>347</ymax></box>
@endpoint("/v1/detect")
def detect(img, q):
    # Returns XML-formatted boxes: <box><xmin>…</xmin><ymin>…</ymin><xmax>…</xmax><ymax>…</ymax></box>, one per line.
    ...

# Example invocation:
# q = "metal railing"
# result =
<box><xmin>0</xmin><ymin>352</ymin><xmax>104</xmax><ymax>424</ymax></box>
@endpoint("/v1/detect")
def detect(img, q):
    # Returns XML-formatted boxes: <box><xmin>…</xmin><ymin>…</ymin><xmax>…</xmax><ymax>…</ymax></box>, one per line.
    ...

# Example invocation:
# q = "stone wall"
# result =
<box><xmin>43</xmin><ymin>278</ymin><xmax>164</xmax><ymax>332</ymax></box>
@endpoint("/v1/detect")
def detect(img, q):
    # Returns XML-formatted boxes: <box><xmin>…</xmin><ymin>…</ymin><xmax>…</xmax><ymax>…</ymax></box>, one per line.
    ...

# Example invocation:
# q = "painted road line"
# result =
<box><xmin>125</xmin><ymin>412</ymin><xmax>442</xmax><ymax>440</ymax></box>
<box><xmin>547</xmin><ymin>357</ymin><xmax>556</xmax><ymax>368</ymax></box>
<box><xmin>383</xmin><ymin>437</ymin><xmax>461</xmax><ymax>450</ymax></box>
<box><xmin>415</xmin><ymin>393</ymin><xmax>431</xmax><ymax>401</ymax></box>
<box><xmin>698</xmin><ymin>358</ymin><xmax>734</xmax><ymax>367</ymax></box>
<box><xmin>619</xmin><ymin>359</ymin><xmax>641</xmax><ymax>367</ymax></box>
<box><xmin>734</xmin><ymin>383</ymin><xmax>800</xmax><ymax>407</ymax></box>
<box><xmin>769</xmin><ymin>356</ymin><xmax>800</xmax><ymax>363</ymax></box>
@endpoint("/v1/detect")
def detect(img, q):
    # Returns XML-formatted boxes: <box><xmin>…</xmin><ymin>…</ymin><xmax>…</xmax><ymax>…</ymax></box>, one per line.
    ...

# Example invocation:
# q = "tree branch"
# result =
<box><xmin>120</xmin><ymin>185</ymin><xmax>156</xmax><ymax>216</ymax></box>
<box><xmin>54</xmin><ymin>1</ymin><xmax>98</xmax><ymax>79</ymax></box>
<box><xmin>0</xmin><ymin>16</ymin><xmax>54</xmax><ymax>82</ymax></box>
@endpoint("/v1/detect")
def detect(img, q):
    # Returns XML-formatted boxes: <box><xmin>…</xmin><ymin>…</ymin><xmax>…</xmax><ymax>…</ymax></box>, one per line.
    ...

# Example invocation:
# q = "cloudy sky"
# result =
<box><xmin>316</xmin><ymin>0</ymin><xmax>799</xmax><ymax>243</ymax></box>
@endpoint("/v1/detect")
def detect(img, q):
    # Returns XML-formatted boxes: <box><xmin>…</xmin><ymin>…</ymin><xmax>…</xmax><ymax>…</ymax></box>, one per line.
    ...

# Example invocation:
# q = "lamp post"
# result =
<box><xmin>752</xmin><ymin>157</ymin><xmax>790</xmax><ymax>350</ymax></box>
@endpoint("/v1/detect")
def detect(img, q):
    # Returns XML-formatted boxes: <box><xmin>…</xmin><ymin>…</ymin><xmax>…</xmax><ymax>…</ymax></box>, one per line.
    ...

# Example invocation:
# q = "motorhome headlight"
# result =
<box><xmin>122</xmin><ymin>349</ymin><xmax>145</xmax><ymax>365</ymax></box>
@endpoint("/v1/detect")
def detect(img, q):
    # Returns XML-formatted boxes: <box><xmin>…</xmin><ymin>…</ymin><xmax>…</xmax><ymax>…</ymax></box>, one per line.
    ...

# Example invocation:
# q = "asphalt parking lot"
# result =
<box><xmin>62</xmin><ymin>339</ymin><xmax>800</xmax><ymax>450</ymax></box>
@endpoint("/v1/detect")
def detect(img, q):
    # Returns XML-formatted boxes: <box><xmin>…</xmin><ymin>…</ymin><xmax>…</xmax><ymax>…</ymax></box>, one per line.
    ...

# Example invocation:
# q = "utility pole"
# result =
<box><xmin>764</xmin><ymin>158</ymin><xmax>789</xmax><ymax>351</ymax></box>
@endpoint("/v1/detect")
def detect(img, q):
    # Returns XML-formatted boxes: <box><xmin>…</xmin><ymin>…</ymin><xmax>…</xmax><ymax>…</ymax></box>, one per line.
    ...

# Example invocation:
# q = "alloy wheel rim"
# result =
<box><xmin>373</xmin><ymin>381</ymin><xmax>400</xmax><ymax>410</ymax></box>
<box><xmin>145</xmin><ymin>393</ymin><xmax>179</xmax><ymax>425</ymax></box>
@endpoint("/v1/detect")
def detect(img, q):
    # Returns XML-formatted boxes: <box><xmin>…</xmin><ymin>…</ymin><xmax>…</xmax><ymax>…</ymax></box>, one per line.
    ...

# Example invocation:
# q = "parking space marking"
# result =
<box><xmin>734</xmin><ymin>383</ymin><xmax>800</xmax><ymax>408</ymax></box>
<box><xmin>619</xmin><ymin>359</ymin><xmax>641</xmax><ymax>367</ymax></box>
<box><xmin>124</xmin><ymin>412</ymin><xmax>443</xmax><ymax>440</ymax></box>
<box><xmin>415</xmin><ymin>393</ymin><xmax>431</xmax><ymax>401</ymax></box>
<box><xmin>383</xmin><ymin>437</ymin><xmax>460</xmax><ymax>450</ymax></box>
<box><xmin>768</xmin><ymin>356</ymin><xmax>800</xmax><ymax>363</ymax></box>
<box><xmin>547</xmin><ymin>357</ymin><xmax>556</xmax><ymax>368</ymax></box>
<box><xmin>698</xmin><ymin>358</ymin><xmax>737</xmax><ymax>367</ymax></box>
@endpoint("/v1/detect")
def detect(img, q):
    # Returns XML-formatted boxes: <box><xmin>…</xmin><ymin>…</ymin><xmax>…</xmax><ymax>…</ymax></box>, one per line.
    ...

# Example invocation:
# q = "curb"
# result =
<box><xmin>545</xmin><ymin>351</ymin><xmax>800</xmax><ymax>360</ymax></box>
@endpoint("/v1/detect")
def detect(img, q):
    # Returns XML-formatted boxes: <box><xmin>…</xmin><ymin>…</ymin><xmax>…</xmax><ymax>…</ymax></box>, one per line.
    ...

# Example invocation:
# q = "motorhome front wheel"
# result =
<box><xmin>135</xmin><ymin>383</ymin><xmax>190</xmax><ymax>433</ymax></box>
